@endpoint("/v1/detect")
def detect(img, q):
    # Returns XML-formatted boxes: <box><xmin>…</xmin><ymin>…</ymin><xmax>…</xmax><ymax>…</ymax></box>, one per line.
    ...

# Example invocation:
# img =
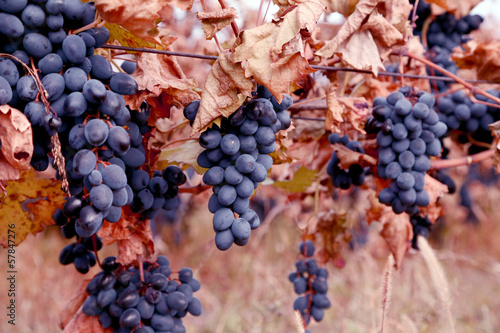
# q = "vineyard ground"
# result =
<box><xmin>1</xmin><ymin>183</ymin><xmax>500</xmax><ymax>333</ymax></box>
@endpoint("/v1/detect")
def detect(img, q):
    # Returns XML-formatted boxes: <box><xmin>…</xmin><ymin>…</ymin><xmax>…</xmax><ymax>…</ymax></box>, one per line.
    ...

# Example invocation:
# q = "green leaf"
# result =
<box><xmin>157</xmin><ymin>140</ymin><xmax>206</xmax><ymax>174</ymax></box>
<box><xmin>106</xmin><ymin>23</ymin><xmax>156</xmax><ymax>50</ymax></box>
<box><xmin>273</xmin><ymin>166</ymin><xmax>318</xmax><ymax>193</ymax></box>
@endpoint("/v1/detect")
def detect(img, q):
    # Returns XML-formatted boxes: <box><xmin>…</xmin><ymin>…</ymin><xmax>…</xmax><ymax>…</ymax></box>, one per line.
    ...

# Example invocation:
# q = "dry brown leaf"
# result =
<box><xmin>494</xmin><ymin>142</ymin><xmax>500</xmax><ymax>174</ymax></box>
<box><xmin>95</xmin><ymin>0</ymin><xmax>164</xmax><ymax>42</ymax></box>
<box><xmin>191</xmin><ymin>49</ymin><xmax>253</xmax><ymax>134</ymax></box>
<box><xmin>233</xmin><ymin>0</ymin><xmax>323</xmax><ymax>102</ymax></box>
<box><xmin>169</xmin><ymin>0</ymin><xmax>195</xmax><ymax>10</ymax></box>
<box><xmin>453</xmin><ymin>40</ymin><xmax>500</xmax><ymax>82</ymax></box>
<box><xmin>326</xmin><ymin>84</ymin><xmax>370</xmax><ymax>134</ymax></box>
<box><xmin>321</xmin><ymin>0</ymin><xmax>359</xmax><ymax>16</ymax></box>
<box><xmin>0</xmin><ymin>105</ymin><xmax>33</xmax><ymax>181</ymax></box>
<box><xmin>420</xmin><ymin>174</ymin><xmax>448</xmax><ymax>222</ymax></box>
<box><xmin>363</xmin><ymin>12</ymin><xmax>404</xmax><ymax>48</ymax></box>
<box><xmin>117</xmin><ymin>220</ymin><xmax>155</xmax><ymax>265</ymax></box>
<box><xmin>429</xmin><ymin>0</ymin><xmax>481</xmax><ymax>17</ymax></box>
<box><xmin>196</xmin><ymin>8</ymin><xmax>238</xmax><ymax>40</ymax></box>
<box><xmin>380</xmin><ymin>211</ymin><xmax>413</xmax><ymax>268</ymax></box>
<box><xmin>59</xmin><ymin>279</ymin><xmax>91</xmax><ymax>330</ymax></box>
<box><xmin>61</xmin><ymin>306</ymin><xmax>112</xmax><ymax>333</ymax></box>
<box><xmin>384</xmin><ymin>0</ymin><xmax>413</xmax><ymax>33</ymax></box>
<box><xmin>316</xmin><ymin>0</ymin><xmax>380</xmax><ymax>65</ymax></box>
<box><xmin>125</xmin><ymin>52</ymin><xmax>199</xmax><ymax>125</ymax></box>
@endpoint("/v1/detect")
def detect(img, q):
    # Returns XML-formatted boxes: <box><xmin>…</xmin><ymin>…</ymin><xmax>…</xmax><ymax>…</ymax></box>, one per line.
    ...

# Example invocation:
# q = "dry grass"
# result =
<box><xmin>1</xmin><ymin>189</ymin><xmax>500</xmax><ymax>333</ymax></box>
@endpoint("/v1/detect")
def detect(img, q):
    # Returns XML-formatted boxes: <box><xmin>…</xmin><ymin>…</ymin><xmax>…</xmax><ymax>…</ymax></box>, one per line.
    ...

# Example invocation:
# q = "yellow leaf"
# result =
<box><xmin>274</xmin><ymin>166</ymin><xmax>318</xmax><ymax>192</ymax></box>
<box><xmin>157</xmin><ymin>140</ymin><xmax>207</xmax><ymax>174</ymax></box>
<box><xmin>0</xmin><ymin>170</ymin><xmax>66</xmax><ymax>247</ymax></box>
<box><xmin>106</xmin><ymin>23</ymin><xmax>157</xmax><ymax>49</ymax></box>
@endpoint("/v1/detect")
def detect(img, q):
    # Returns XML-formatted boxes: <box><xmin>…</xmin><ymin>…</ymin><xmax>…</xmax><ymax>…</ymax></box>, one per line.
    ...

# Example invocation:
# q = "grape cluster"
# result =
<box><xmin>436</xmin><ymin>90</ymin><xmax>500</xmax><ymax>154</ymax></box>
<box><xmin>327</xmin><ymin>133</ymin><xmax>367</xmax><ymax>189</ymax></box>
<box><xmin>59</xmin><ymin>235</ymin><xmax>102</xmax><ymax>274</ymax></box>
<box><xmin>82</xmin><ymin>256</ymin><xmax>202</xmax><ymax>332</ymax></box>
<box><xmin>371</xmin><ymin>88</ymin><xmax>448</xmax><ymax>214</ymax></box>
<box><xmin>0</xmin><ymin>0</ymin><xmax>189</xmax><ymax>269</ymax></box>
<box><xmin>409</xmin><ymin>0</ymin><xmax>482</xmax><ymax>92</ymax></box>
<box><xmin>288</xmin><ymin>240</ymin><xmax>330</xmax><ymax>331</ymax></box>
<box><xmin>184</xmin><ymin>85</ymin><xmax>292</xmax><ymax>251</ymax></box>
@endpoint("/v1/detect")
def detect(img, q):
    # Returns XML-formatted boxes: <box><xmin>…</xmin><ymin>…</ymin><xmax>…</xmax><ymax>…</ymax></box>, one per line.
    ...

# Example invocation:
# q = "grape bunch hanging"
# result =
<box><xmin>184</xmin><ymin>85</ymin><xmax>293</xmax><ymax>250</ymax></box>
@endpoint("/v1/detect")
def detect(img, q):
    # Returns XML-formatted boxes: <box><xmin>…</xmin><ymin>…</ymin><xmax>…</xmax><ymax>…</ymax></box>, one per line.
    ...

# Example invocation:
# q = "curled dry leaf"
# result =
<box><xmin>332</xmin><ymin>143</ymin><xmax>377</xmax><ymax>169</ymax></box>
<box><xmin>316</xmin><ymin>0</ymin><xmax>382</xmax><ymax>71</ymax></box>
<box><xmin>429</xmin><ymin>0</ymin><xmax>481</xmax><ymax>17</ymax></box>
<box><xmin>117</xmin><ymin>220</ymin><xmax>155</xmax><ymax>265</ymax></box>
<box><xmin>196</xmin><ymin>8</ymin><xmax>238</xmax><ymax>40</ymax></box>
<box><xmin>273</xmin><ymin>166</ymin><xmax>318</xmax><ymax>193</ymax></box>
<box><xmin>420</xmin><ymin>174</ymin><xmax>448</xmax><ymax>222</ymax></box>
<box><xmin>317</xmin><ymin>0</ymin><xmax>408</xmax><ymax>75</ymax></box>
<box><xmin>379</xmin><ymin>208</ymin><xmax>413</xmax><ymax>268</ymax></box>
<box><xmin>169</xmin><ymin>0</ymin><xmax>195</xmax><ymax>10</ymax></box>
<box><xmin>95</xmin><ymin>0</ymin><xmax>163</xmax><ymax>42</ymax></box>
<box><xmin>0</xmin><ymin>105</ymin><xmax>33</xmax><ymax>181</ymax></box>
<box><xmin>384</xmin><ymin>0</ymin><xmax>413</xmax><ymax>33</ymax></box>
<box><xmin>490</xmin><ymin>121</ymin><xmax>500</xmax><ymax>173</ymax></box>
<box><xmin>191</xmin><ymin>50</ymin><xmax>253</xmax><ymax>134</ymax></box>
<box><xmin>453</xmin><ymin>40</ymin><xmax>500</xmax><ymax>82</ymax></box>
<box><xmin>233</xmin><ymin>0</ymin><xmax>324</xmax><ymax>103</ymax></box>
<box><xmin>0</xmin><ymin>170</ymin><xmax>66</xmax><ymax>247</ymax></box>
<box><xmin>125</xmin><ymin>52</ymin><xmax>199</xmax><ymax>125</ymax></box>
<box><xmin>321</xmin><ymin>0</ymin><xmax>359</xmax><ymax>16</ymax></box>
<box><xmin>326</xmin><ymin>84</ymin><xmax>370</xmax><ymax>134</ymax></box>
<box><xmin>59</xmin><ymin>279</ymin><xmax>91</xmax><ymax>329</ymax></box>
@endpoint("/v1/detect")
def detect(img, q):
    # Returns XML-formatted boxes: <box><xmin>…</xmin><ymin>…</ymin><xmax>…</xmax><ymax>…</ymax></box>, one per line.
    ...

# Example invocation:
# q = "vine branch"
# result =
<box><xmin>100</xmin><ymin>45</ymin><xmax>497</xmax><ymax>84</ymax></box>
<box><xmin>431</xmin><ymin>149</ymin><xmax>495</xmax><ymax>170</ymax></box>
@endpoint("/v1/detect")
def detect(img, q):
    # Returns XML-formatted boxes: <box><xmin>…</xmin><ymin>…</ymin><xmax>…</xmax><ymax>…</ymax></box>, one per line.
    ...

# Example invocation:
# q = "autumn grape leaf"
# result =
<box><xmin>196</xmin><ymin>8</ymin><xmax>238</xmax><ymax>40</ymax></box>
<box><xmin>0</xmin><ymin>170</ymin><xmax>66</xmax><ymax>247</ymax></box>
<box><xmin>233</xmin><ymin>0</ymin><xmax>323</xmax><ymax>103</ymax></box>
<box><xmin>106</xmin><ymin>23</ymin><xmax>157</xmax><ymax>49</ymax></box>
<box><xmin>274</xmin><ymin>166</ymin><xmax>318</xmax><ymax>192</ymax></box>
<box><xmin>380</xmin><ymin>210</ymin><xmax>413</xmax><ymax>269</ymax></box>
<box><xmin>326</xmin><ymin>84</ymin><xmax>370</xmax><ymax>134</ymax></box>
<box><xmin>316</xmin><ymin>0</ymin><xmax>408</xmax><ymax>75</ymax></box>
<box><xmin>321</xmin><ymin>0</ymin><xmax>359</xmax><ymax>16</ymax></box>
<box><xmin>125</xmin><ymin>52</ymin><xmax>199</xmax><ymax>126</ymax></box>
<box><xmin>95</xmin><ymin>0</ymin><xmax>164</xmax><ymax>42</ymax></box>
<box><xmin>428</xmin><ymin>0</ymin><xmax>480</xmax><ymax>16</ymax></box>
<box><xmin>0</xmin><ymin>105</ymin><xmax>33</xmax><ymax>182</ymax></box>
<box><xmin>191</xmin><ymin>49</ymin><xmax>253</xmax><ymax>134</ymax></box>
<box><xmin>117</xmin><ymin>220</ymin><xmax>155</xmax><ymax>265</ymax></box>
<box><xmin>157</xmin><ymin>140</ymin><xmax>207</xmax><ymax>174</ymax></box>
<box><xmin>453</xmin><ymin>41</ymin><xmax>500</xmax><ymax>82</ymax></box>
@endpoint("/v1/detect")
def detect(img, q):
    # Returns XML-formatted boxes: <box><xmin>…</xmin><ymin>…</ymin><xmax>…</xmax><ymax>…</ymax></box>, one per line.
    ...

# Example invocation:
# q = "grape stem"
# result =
<box><xmin>431</xmin><ymin>149</ymin><xmax>495</xmax><ymax>170</ymax></box>
<box><xmin>179</xmin><ymin>184</ymin><xmax>211</xmax><ymax>193</ymax></box>
<box><xmin>400</xmin><ymin>50</ymin><xmax>500</xmax><ymax>107</ymax></box>
<box><xmin>217</xmin><ymin>0</ymin><xmax>240</xmax><ymax>38</ymax></box>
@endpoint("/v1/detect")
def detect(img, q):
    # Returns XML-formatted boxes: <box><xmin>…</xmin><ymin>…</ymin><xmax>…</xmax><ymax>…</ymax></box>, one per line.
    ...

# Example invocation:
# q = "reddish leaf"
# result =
<box><xmin>61</xmin><ymin>306</ymin><xmax>113</xmax><ymax>333</ymax></box>
<box><xmin>117</xmin><ymin>220</ymin><xmax>155</xmax><ymax>265</ymax></box>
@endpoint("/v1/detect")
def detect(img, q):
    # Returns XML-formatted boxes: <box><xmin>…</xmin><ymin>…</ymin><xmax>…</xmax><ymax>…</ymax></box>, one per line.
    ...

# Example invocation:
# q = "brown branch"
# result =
<box><xmin>179</xmin><ymin>184</ymin><xmax>211</xmax><ymax>193</ymax></box>
<box><xmin>431</xmin><ymin>149</ymin><xmax>495</xmax><ymax>170</ymax></box>
<box><xmin>401</xmin><ymin>50</ymin><xmax>500</xmax><ymax>107</ymax></box>
<box><xmin>218</xmin><ymin>0</ymin><xmax>240</xmax><ymax>38</ymax></box>
<box><xmin>99</xmin><ymin>45</ymin><xmax>499</xmax><ymax>84</ymax></box>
